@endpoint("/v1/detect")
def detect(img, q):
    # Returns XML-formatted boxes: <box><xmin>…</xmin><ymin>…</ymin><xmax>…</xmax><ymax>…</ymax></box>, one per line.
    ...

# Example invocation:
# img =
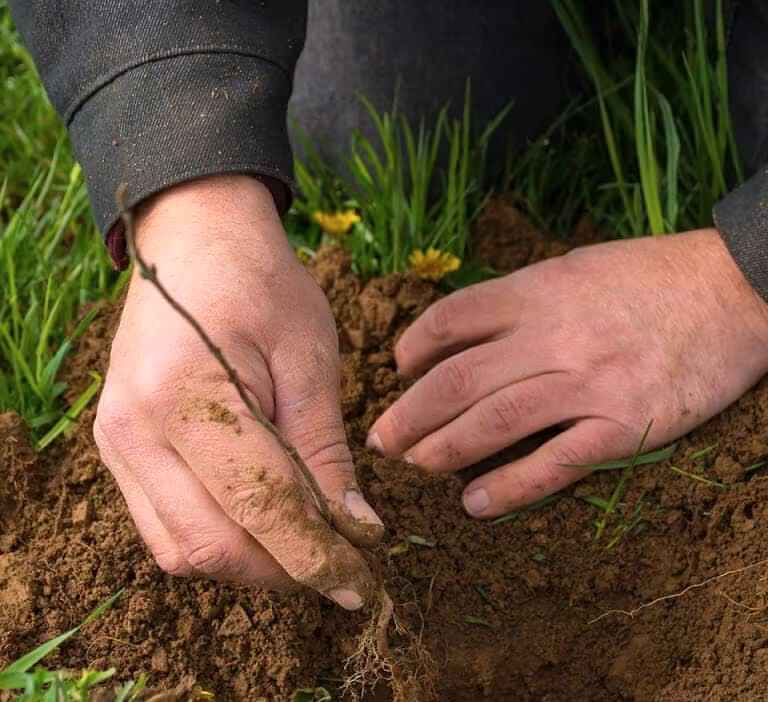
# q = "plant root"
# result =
<box><xmin>342</xmin><ymin>587</ymin><xmax>437</xmax><ymax>702</ymax></box>
<box><xmin>590</xmin><ymin>557</ymin><xmax>768</xmax><ymax>624</ymax></box>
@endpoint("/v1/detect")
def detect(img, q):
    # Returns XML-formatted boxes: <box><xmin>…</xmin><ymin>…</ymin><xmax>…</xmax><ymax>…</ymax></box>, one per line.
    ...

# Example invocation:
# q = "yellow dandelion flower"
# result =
<box><xmin>312</xmin><ymin>209</ymin><xmax>361</xmax><ymax>236</ymax></box>
<box><xmin>408</xmin><ymin>247</ymin><xmax>461</xmax><ymax>281</ymax></box>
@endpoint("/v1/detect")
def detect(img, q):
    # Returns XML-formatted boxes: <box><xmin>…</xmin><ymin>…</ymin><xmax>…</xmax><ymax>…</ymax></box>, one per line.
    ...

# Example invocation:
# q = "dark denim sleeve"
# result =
<box><xmin>714</xmin><ymin>0</ymin><xmax>768</xmax><ymax>302</ymax></box>
<box><xmin>8</xmin><ymin>1</ymin><xmax>307</xmax><ymax>237</ymax></box>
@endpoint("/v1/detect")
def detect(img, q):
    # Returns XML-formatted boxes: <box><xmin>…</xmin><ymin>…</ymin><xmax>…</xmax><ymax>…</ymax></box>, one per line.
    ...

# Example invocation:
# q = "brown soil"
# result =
<box><xmin>2</xmin><ymin>196</ymin><xmax>768</xmax><ymax>701</ymax></box>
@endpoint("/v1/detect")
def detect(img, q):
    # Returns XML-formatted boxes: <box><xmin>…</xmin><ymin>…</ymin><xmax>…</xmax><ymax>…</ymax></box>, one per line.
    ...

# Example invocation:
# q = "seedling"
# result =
<box><xmin>580</xmin><ymin>493</ymin><xmax>649</xmax><ymax>549</ymax></box>
<box><xmin>569</xmin><ymin>421</ymin><xmax>660</xmax><ymax>542</ymax></box>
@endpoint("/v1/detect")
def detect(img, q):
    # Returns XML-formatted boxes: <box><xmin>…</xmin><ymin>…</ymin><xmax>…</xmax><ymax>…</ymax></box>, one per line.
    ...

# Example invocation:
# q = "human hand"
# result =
<box><xmin>94</xmin><ymin>175</ymin><xmax>382</xmax><ymax>609</ymax></box>
<box><xmin>368</xmin><ymin>229</ymin><xmax>768</xmax><ymax>518</ymax></box>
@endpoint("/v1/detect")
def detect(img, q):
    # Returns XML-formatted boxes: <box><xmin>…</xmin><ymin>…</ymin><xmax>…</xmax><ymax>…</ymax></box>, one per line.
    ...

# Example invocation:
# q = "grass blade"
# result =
<box><xmin>36</xmin><ymin>371</ymin><xmax>102</xmax><ymax>450</ymax></box>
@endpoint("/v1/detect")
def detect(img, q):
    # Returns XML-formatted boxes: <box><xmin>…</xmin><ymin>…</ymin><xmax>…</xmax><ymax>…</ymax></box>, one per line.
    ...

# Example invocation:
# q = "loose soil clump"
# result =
<box><xmin>1</xmin><ymin>197</ymin><xmax>767</xmax><ymax>700</ymax></box>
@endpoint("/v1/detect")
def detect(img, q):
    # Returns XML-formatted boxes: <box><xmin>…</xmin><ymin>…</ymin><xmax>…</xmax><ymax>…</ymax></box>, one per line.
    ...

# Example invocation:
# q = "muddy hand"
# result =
<box><xmin>368</xmin><ymin>229</ymin><xmax>768</xmax><ymax>518</ymax></box>
<box><xmin>95</xmin><ymin>175</ymin><xmax>383</xmax><ymax>610</ymax></box>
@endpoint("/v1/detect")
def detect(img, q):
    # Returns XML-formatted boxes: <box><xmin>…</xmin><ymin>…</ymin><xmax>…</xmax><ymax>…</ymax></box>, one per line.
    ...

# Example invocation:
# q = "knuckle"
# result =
<box><xmin>434</xmin><ymin>358</ymin><xmax>474</xmax><ymax>400</ymax></box>
<box><xmin>424</xmin><ymin>298</ymin><xmax>455</xmax><ymax>341</ymax></box>
<box><xmin>425</xmin><ymin>436</ymin><xmax>464</xmax><ymax>471</ymax></box>
<box><xmin>291</xmin><ymin>551</ymin><xmax>335</xmax><ymax>587</ymax></box>
<box><xmin>225</xmin><ymin>483</ymin><xmax>301</xmax><ymax>537</ymax></box>
<box><xmin>549</xmin><ymin>440</ymin><xmax>589</xmax><ymax>469</ymax></box>
<box><xmin>623</xmin><ymin>396</ymin><xmax>652</xmax><ymax>428</ymax></box>
<box><xmin>300</xmin><ymin>437</ymin><xmax>353</xmax><ymax>476</ymax></box>
<box><xmin>482</xmin><ymin>389</ymin><xmax>536</xmax><ymax>436</ymax></box>
<box><xmin>183</xmin><ymin>540</ymin><xmax>234</xmax><ymax>576</ymax></box>
<box><xmin>94</xmin><ymin>392</ymin><xmax>124</xmax><ymax>436</ymax></box>
<box><xmin>94</xmin><ymin>390</ymin><xmax>140</xmax><ymax>453</ymax></box>
<box><xmin>153</xmin><ymin>549</ymin><xmax>193</xmax><ymax>577</ymax></box>
<box><xmin>92</xmin><ymin>414</ymin><xmax>110</xmax><ymax>453</ymax></box>
<box><xmin>131</xmin><ymin>362</ymin><xmax>179</xmax><ymax>412</ymax></box>
<box><xmin>386</xmin><ymin>402</ymin><xmax>421</xmax><ymax>443</ymax></box>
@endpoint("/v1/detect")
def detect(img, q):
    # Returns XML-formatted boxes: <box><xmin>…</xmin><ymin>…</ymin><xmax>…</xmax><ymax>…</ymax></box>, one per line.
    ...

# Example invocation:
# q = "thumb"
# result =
<box><xmin>272</xmin><ymin>345</ymin><xmax>385</xmax><ymax>549</ymax></box>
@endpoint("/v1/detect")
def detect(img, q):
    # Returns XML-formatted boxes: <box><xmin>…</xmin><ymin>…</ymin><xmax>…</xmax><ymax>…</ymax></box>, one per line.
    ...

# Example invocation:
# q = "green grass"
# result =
<box><xmin>0</xmin><ymin>0</ymin><xmax>755</xmax><ymax>695</ymax></box>
<box><xmin>1</xmin><ymin>0</ymin><xmax>743</xmax><ymax>444</ymax></box>
<box><xmin>0</xmin><ymin>4</ymin><xmax>125</xmax><ymax>443</ymax></box>
<box><xmin>522</xmin><ymin>0</ymin><xmax>742</xmax><ymax>238</ymax></box>
<box><xmin>288</xmin><ymin>84</ymin><xmax>508</xmax><ymax>282</ymax></box>
<box><xmin>0</xmin><ymin>591</ymin><xmax>149</xmax><ymax>701</ymax></box>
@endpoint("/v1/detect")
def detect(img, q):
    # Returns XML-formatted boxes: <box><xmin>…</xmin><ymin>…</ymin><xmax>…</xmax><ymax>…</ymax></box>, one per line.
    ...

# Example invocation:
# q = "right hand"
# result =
<box><xmin>94</xmin><ymin>175</ymin><xmax>382</xmax><ymax>610</ymax></box>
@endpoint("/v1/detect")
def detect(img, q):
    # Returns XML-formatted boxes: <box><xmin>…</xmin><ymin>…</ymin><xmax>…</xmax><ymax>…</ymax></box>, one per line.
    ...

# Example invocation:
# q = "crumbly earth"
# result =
<box><xmin>1</xmin><ymin>197</ymin><xmax>767</xmax><ymax>701</ymax></box>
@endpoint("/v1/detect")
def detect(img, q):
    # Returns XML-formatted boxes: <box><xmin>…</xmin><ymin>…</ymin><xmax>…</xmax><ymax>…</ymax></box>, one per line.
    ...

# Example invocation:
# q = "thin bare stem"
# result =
<box><xmin>115</xmin><ymin>184</ymin><xmax>331</xmax><ymax>524</ymax></box>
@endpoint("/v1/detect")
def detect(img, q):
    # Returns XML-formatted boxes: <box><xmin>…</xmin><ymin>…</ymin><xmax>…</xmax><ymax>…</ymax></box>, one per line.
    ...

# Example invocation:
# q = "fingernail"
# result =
<box><xmin>366</xmin><ymin>431</ymin><xmax>383</xmax><ymax>453</ymax></box>
<box><xmin>344</xmin><ymin>490</ymin><xmax>384</xmax><ymax>527</ymax></box>
<box><xmin>463</xmin><ymin>488</ymin><xmax>490</xmax><ymax>516</ymax></box>
<box><xmin>327</xmin><ymin>587</ymin><xmax>364</xmax><ymax>611</ymax></box>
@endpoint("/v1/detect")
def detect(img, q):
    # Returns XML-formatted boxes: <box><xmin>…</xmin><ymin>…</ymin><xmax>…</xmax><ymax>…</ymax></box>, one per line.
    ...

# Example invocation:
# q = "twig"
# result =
<box><xmin>115</xmin><ymin>184</ymin><xmax>331</xmax><ymax>524</ymax></box>
<box><xmin>589</xmin><ymin>558</ymin><xmax>768</xmax><ymax>624</ymax></box>
<box><xmin>376</xmin><ymin>590</ymin><xmax>395</xmax><ymax>660</ymax></box>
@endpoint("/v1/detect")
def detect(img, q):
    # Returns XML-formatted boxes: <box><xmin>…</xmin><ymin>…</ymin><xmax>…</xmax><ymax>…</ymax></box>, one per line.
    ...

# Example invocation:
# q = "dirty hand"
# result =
<box><xmin>368</xmin><ymin>229</ymin><xmax>768</xmax><ymax>518</ymax></box>
<box><xmin>94</xmin><ymin>175</ymin><xmax>382</xmax><ymax>610</ymax></box>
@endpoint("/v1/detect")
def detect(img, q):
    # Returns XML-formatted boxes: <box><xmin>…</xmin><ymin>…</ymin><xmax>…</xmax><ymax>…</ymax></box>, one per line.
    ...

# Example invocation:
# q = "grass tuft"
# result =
<box><xmin>287</xmin><ymin>84</ymin><xmax>509</xmax><ymax>280</ymax></box>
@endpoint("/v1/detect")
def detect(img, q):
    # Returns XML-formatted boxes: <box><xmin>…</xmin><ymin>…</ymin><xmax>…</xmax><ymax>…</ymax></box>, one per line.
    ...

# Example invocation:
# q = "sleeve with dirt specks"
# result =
<box><xmin>8</xmin><ymin>0</ymin><xmax>306</xmax><ymax>253</ymax></box>
<box><xmin>714</xmin><ymin>0</ymin><xmax>768</xmax><ymax>303</ymax></box>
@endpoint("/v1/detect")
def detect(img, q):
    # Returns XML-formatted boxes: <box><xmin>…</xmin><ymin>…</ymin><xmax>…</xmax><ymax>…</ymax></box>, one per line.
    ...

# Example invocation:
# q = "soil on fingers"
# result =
<box><xmin>1</xmin><ymin>197</ymin><xmax>767</xmax><ymax>700</ymax></box>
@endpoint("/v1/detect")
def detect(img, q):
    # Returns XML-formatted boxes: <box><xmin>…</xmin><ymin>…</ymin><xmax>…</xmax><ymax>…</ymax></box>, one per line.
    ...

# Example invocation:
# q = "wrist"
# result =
<box><xmin>130</xmin><ymin>174</ymin><xmax>294</xmax><ymax>273</ymax></box>
<box><xmin>706</xmin><ymin>227</ymin><xmax>768</xmax><ymax>365</ymax></box>
<box><xmin>136</xmin><ymin>174</ymin><xmax>279</xmax><ymax>244</ymax></box>
<box><xmin>123</xmin><ymin>174</ymin><xmax>296</xmax><ymax>305</ymax></box>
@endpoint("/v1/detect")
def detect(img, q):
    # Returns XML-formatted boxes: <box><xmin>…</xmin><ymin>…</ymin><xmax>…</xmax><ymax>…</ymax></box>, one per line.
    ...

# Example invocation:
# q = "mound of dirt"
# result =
<box><xmin>1</xmin><ymin>199</ymin><xmax>767</xmax><ymax>701</ymax></box>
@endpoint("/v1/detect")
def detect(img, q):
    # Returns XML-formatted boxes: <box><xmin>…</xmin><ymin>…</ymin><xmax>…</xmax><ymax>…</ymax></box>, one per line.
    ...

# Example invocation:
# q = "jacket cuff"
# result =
<box><xmin>713</xmin><ymin>168</ymin><xmax>768</xmax><ymax>302</ymax></box>
<box><xmin>69</xmin><ymin>51</ymin><xmax>296</xmax><ymax>244</ymax></box>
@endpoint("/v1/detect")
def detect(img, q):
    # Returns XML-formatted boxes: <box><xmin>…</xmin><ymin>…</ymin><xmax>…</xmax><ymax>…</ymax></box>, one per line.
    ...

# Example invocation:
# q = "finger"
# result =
<box><xmin>395</xmin><ymin>279</ymin><xmax>520</xmax><ymax>377</ymax></box>
<box><xmin>461</xmin><ymin>419</ymin><xmax>632</xmax><ymax>519</ymax></box>
<box><xmin>94</xmin><ymin>422</ymin><xmax>192</xmax><ymax>577</ymax></box>
<box><xmin>125</xmin><ymin>441</ymin><xmax>292</xmax><ymax>589</ymax></box>
<box><xmin>164</xmin><ymin>387</ymin><xmax>374</xmax><ymax>610</ymax></box>
<box><xmin>368</xmin><ymin>335</ymin><xmax>554</xmax><ymax>457</ymax></box>
<box><xmin>271</xmin><ymin>342</ymin><xmax>384</xmax><ymax>549</ymax></box>
<box><xmin>97</xmin><ymin>399</ymin><xmax>290</xmax><ymax>588</ymax></box>
<box><xmin>402</xmin><ymin>371</ymin><xmax>575</xmax><ymax>473</ymax></box>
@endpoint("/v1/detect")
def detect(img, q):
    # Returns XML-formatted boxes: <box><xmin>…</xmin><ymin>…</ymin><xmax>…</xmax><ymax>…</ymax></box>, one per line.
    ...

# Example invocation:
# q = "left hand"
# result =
<box><xmin>367</xmin><ymin>228</ymin><xmax>768</xmax><ymax>519</ymax></box>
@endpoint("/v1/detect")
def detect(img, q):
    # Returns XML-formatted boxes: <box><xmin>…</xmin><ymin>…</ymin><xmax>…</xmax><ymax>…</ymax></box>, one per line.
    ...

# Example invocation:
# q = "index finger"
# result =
<box><xmin>164</xmin><ymin>389</ymin><xmax>374</xmax><ymax>610</ymax></box>
<box><xmin>395</xmin><ymin>279</ymin><xmax>519</xmax><ymax>377</ymax></box>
